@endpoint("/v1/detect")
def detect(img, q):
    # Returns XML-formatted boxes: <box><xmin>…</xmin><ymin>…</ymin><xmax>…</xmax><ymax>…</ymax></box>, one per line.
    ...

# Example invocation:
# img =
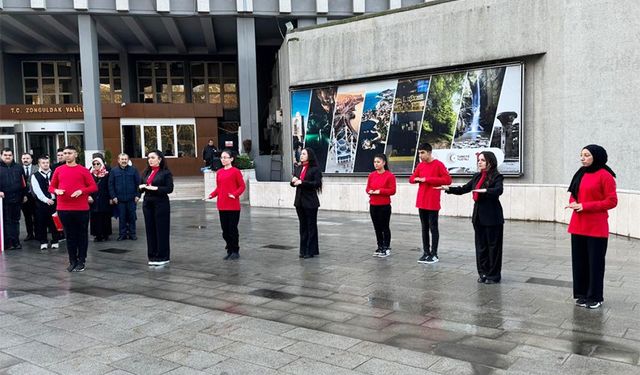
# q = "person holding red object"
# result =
<box><xmin>439</xmin><ymin>151</ymin><xmax>504</xmax><ymax>284</ymax></box>
<box><xmin>208</xmin><ymin>149</ymin><xmax>246</xmax><ymax>260</ymax></box>
<box><xmin>49</xmin><ymin>145</ymin><xmax>98</xmax><ymax>272</ymax></box>
<box><xmin>410</xmin><ymin>143</ymin><xmax>452</xmax><ymax>264</ymax></box>
<box><xmin>366</xmin><ymin>154</ymin><xmax>396</xmax><ymax>258</ymax></box>
<box><xmin>566</xmin><ymin>144</ymin><xmax>617</xmax><ymax>309</ymax></box>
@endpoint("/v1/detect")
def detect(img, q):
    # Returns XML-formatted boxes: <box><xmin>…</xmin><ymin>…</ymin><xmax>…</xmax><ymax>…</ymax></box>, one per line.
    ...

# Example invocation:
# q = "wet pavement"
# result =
<box><xmin>0</xmin><ymin>201</ymin><xmax>639</xmax><ymax>374</ymax></box>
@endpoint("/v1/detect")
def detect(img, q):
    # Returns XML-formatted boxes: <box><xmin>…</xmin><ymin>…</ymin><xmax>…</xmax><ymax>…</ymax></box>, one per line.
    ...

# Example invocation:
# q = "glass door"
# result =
<box><xmin>27</xmin><ymin>133</ymin><xmax>56</xmax><ymax>159</ymax></box>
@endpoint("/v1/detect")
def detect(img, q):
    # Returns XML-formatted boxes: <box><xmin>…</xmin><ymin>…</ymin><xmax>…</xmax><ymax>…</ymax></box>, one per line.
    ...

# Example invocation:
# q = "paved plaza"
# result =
<box><xmin>0</xmin><ymin>201</ymin><xmax>638</xmax><ymax>374</ymax></box>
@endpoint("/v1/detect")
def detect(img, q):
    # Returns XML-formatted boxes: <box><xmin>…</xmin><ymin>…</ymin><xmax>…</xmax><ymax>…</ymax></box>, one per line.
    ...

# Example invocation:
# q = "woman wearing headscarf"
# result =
<box><xmin>88</xmin><ymin>156</ymin><xmax>113</xmax><ymax>242</ymax></box>
<box><xmin>290</xmin><ymin>147</ymin><xmax>322</xmax><ymax>259</ymax></box>
<box><xmin>566</xmin><ymin>144</ymin><xmax>617</xmax><ymax>309</ymax></box>
<box><xmin>439</xmin><ymin>151</ymin><xmax>504</xmax><ymax>284</ymax></box>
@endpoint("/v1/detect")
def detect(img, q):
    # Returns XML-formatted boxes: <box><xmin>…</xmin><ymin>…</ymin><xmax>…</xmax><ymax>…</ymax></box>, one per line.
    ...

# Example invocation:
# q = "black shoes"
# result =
<box><xmin>129</xmin><ymin>235</ymin><xmax>137</xmax><ymax>240</ymax></box>
<box><xmin>224</xmin><ymin>254</ymin><xmax>232</xmax><ymax>260</ymax></box>
<box><xmin>117</xmin><ymin>235</ymin><xmax>126</xmax><ymax>241</ymax></box>
<box><xmin>417</xmin><ymin>253</ymin><xmax>429</xmax><ymax>264</ymax></box>
<box><xmin>74</xmin><ymin>263</ymin><xmax>86</xmax><ymax>272</ymax></box>
<box><xmin>67</xmin><ymin>263</ymin><xmax>76</xmax><ymax>272</ymax></box>
<box><xmin>23</xmin><ymin>235</ymin><xmax>35</xmax><ymax>241</ymax></box>
<box><xmin>477</xmin><ymin>276</ymin><xmax>487</xmax><ymax>283</ymax></box>
<box><xmin>484</xmin><ymin>279</ymin><xmax>500</xmax><ymax>284</ymax></box>
<box><xmin>229</xmin><ymin>253</ymin><xmax>240</xmax><ymax>260</ymax></box>
<box><xmin>575</xmin><ymin>298</ymin><xmax>602</xmax><ymax>309</ymax></box>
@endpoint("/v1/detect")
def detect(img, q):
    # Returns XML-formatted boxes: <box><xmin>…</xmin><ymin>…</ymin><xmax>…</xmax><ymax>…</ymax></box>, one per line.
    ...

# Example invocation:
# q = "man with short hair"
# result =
<box><xmin>51</xmin><ymin>148</ymin><xmax>65</xmax><ymax>172</ymax></box>
<box><xmin>20</xmin><ymin>153</ymin><xmax>37</xmax><ymax>241</ymax></box>
<box><xmin>108</xmin><ymin>153</ymin><xmax>141</xmax><ymax>241</ymax></box>
<box><xmin>31</xmin><ymin>156</ymin><xmax>61</xmax><ymax>250</ymax></box>
<box><xmin>202</xmin><ymin>139</ymin><xmax>220</xmax><ymax>170</ymax></box>
<box><xmin>409</xmin><ymin>143</ymin><xmax>452</xmax><ymax>264</ymax></box>
<box><xmin>0</xmin><ymin>148</ymin><xmax>27</xmax><ymax>249</ymax></box>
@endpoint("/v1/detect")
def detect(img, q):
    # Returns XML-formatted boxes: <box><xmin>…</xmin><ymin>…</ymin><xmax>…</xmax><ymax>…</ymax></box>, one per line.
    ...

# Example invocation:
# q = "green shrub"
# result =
<box><xmin>235</xmin><ymin>154</ymin><xmax>254</xmax><ymax>170</ymax></box>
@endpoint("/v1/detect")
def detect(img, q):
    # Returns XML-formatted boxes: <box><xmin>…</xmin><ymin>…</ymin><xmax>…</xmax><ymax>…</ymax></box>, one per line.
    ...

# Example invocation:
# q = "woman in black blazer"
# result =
<box><xmin>290</xmin><ymin>147</ymin><xmax>322</xmax><ymax>259</ymax></box>
<box><xmin>139</xmin><ymin>150</ymin><xmax>174</xmax><ymax>266</ymax></box>
<box><xmin>440</xmin><ymin>151</ymin><xmax>504</xmax><ymax>284</ymax></box>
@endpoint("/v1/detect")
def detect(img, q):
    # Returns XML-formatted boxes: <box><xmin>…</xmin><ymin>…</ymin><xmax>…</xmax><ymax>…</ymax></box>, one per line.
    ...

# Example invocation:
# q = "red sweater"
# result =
<box><xmin>568</xmin><ymin>169</ymin><xmax>617</xmax><ymax>238</ymax></box>
<box><xmin>409</xmin><ymin>159</ymin><xmax>452</xmax><ymax>210</ymax></box>
<box><xmin>208</xmin><ymin>167</ymin><xmax>246</xmax><ymax>211</ymax></box>
<box><xmin>49</xmin><ymin>164</ymin><xmax>98</xmax><ymax>211</ymax></box>
<box><xmin>366</xmin><ymin>170</ymin><xmax>396</xmax><ymax>205</ymax></box>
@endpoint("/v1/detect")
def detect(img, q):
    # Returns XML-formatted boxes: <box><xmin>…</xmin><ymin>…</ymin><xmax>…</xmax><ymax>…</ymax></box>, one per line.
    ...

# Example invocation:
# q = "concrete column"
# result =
<box><xmin>78</xmin><ymin>14</ymin><xmax>104</xmax><ymax>166</ymax></box>
<box><xmin>0</xmin><ymin>50</ymin><xmax>6</xmax><ymax>105</ymax></box>
<box><xmin>236</xmin><ymin>17</ymin><xmax>259</xmax><ymax>158</ymax></box>
<box><xmin>118</xmin><ymin>52</ymin><xmax>131</xmax><ymax>103</ymax></box>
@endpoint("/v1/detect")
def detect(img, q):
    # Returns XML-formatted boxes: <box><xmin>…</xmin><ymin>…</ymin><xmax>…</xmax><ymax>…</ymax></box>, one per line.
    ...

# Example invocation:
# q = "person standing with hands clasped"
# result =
<box><xmin>410</xmin><ymin>143</ymin><xmax>452</xmax><ymax>264</ymax></box>
<box><xmin>439</xmin><ymin>151</ymin><xmax>504</xmax><ymax>284</ymax></box>
<box><xmin>140</xmin><ymin>150</ymin><xmax>174</xmax><ymax>266</ymax></box>
<box><xmin>49</xmin><ymin>145</ymin><xmax>97</xmax><ymax>272</ymax></box>
<box><xmin>291</xmin><ymin>148</ymin><xmax>322</xmax><ymax>259</ymax></box>
<box><xmin>366</xmin><ymin>154</ymin><xmax>396</xmax><ymax>257</ymax></box>
<box><xmin>566</xmin><ymin>145</ymin><xmax>617</xmax><ymax>309</ymax></box>
<box><xmin>31</xmin><ymin>156</ymin><xmax>61</xmax><ymax>251</ymax></box>
<box><xmin>207</xmin><ymin>150</ymin><xmax>246</xmax><ymax>260</ymax></box>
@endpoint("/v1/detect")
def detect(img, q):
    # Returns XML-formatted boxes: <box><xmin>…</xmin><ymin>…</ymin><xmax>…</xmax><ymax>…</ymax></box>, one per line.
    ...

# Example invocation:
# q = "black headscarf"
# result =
<box><xmin>568</xmin><ymin>144</ymin><xmax>616</xmax><ymax>200</ymax></box>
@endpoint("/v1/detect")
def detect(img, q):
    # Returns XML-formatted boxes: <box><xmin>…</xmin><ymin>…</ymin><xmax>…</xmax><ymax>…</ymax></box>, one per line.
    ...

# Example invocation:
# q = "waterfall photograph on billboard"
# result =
<box><xmin>325</xmin><ymin>84</ymin><xmax>366</xmax><ymax>173</ymax></box>
<box><xmin>304</xmin><ymin>87</ymin><xmax>337</xmax><ymax>171</ymax></box>
<box><xmin>352</xmin><ymin>80</ymin><xmax>397</xmax><ymax>173</ymax></box>
<box><xmin>386</xmin><ymin>78</ymin><xmax>430</xmax><ymax>173</ymax></box>
<box><xmin>290</xmin><ymin>90</ymin><xmax>312</xmax><ymax>168</ymax></box>
<box><xmin>415</xmin><ymin>72</ymin><xmax>466</xmax><ymax>167</ymax></box>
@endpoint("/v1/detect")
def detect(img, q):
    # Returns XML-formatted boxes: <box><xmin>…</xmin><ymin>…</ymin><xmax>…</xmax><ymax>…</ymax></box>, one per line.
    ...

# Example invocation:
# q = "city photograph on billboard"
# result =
<box><xmin>290</xmin><ymin>62</ymin><xmax>523</xmax><ymax>176</ymax></box>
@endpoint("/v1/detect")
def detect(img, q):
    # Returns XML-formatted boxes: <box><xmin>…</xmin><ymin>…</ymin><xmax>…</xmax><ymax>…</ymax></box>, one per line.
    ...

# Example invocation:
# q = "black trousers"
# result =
<box><xmin>21</xmin><ymin>197</ymin><xmax>36</xmax><ymax>237</ymax></box>
<box><xmin>90</xmin><ymin>211</ymin><xmax>112</xmax><ymax>238</ymax></box>
<box><xmin>571</xmin><ymin>234</ymin><xmax>607</xmax><ymax>303</ymax></box>
<box><xmin>296</xmin><ymin>206</ymin><xmax>319</xmax><ymax>257</ymax></box>
<box><xmin>419</xmin><ymin>209</ymin><xmax>439</xmax><ymax>256</ymax></box>
<box><xmin>34</xmin><ymin>202</ymin><xmax>61</xmax><ymax>245</ymax></box>
<box><xmin>3</xmin><ymin>202</ymin><xmax>22</xmax><ymax>247</ymax></box>
<box><xmin>58</xmin><ymin>210</ymin><xmax>90</xmax><ymax>264</ymax></box>
<box><xmin>473</xmin><ymin>223</ymin><xmax>503</xmax><ymax>281</ymax></box>
<box><xmin>117</xmin><ymin>201</ymin><xmax>137</xmax><ymax>236</ymax></box>
<box><xmin>369</xmin><ymin>204</ymin><xmax>391</xmax><ymax>248</ymax></box>
<box><xmin>219</xmin><ymin>210</ymin><xmax>240</xmax><ymax>254</ymax></box>
<box><xmin>143</xmin><ymin>198</ymin><xmax>171</xmax><ymax>261</ymax></box>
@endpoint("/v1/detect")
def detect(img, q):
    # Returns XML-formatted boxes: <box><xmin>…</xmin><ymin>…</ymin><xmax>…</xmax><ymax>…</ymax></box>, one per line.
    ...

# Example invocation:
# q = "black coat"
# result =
<box><xmin>90</xmin><ymin>175</ymin><xmax>112</xmax><ymax>213</ymax></box>
<box><xmin>291</xmin><ymin>165</ymin><xmax>322</xmax><ymax>209</ymax></box>
<box><xmin>447</xmin><ymin>172</ymin><xmax>504</xmax><ymax>226</ymax></box>
<box><xmin>0</xmin><ymin>162</ymin><xmax>26</xmax><ymax>204</ymax></box>
<box><xmin>140</xmin><ymin>169</ymin><xmax>174</xmax><ymax>201</ymax></box>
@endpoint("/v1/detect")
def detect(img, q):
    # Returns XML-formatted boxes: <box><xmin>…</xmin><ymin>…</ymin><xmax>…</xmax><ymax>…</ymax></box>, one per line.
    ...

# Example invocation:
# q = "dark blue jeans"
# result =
<box><xmin>58</xmin><ymin>210</ymin><xmax>90</xmax><ymax>264</ymax></box>
<box><xmin>117</xmin><ymin>201</ymin><xmax>137</xmax><ymax>237</ymax></box>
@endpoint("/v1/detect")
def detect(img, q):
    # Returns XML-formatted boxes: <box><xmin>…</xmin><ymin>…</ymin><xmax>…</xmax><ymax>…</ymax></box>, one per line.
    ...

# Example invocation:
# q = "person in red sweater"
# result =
<box><xmin>566</xmin><ymin>144</ymin><xmax>617</xmax><ymax>309</ymax></box>
<box><xmin>208</xmin><ymin>149</ymin><xmax>246</xmax><ymax>260</ymax></box>
<box><xmin>366</xmin><ymin>154</ymin><xmax>396</xmax><ymax>257</ymax></box>
<box><xmin>409</xmin><ymin>143</ymin><xmax>452</xmax><ymax>264</ymax></box>
<box><xmin>49</xmin><ymin>145</ymin><xmax>98</xmax><ymax>272</ymax></box>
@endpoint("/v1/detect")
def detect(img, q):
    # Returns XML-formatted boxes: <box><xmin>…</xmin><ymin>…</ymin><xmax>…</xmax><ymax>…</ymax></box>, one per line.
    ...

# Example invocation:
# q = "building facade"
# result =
<box><xmin>0</xmin><ymin>0</ymin><xmax>429</xmax><ymax>175</ymax></box>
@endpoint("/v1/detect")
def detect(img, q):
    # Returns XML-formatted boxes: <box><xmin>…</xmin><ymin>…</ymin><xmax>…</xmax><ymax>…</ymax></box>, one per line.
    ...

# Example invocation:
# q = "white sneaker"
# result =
<box><xmin>51</xmin><ymin>243</ymin><xmax>59</xmax><ymax>249</ymax></box>
<box><xmin>40</xmin><ymin>243</ymin><xmax>48</xmax><ymax>250</ymax></box>
<box><xmin>156</xmin><ymin>260</ymin><xmax>170</xmax><ymax>266</ymax></box>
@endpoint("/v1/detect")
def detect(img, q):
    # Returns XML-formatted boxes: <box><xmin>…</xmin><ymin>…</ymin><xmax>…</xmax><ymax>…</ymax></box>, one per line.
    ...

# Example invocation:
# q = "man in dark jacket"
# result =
<box><xmin>108</xmin><ymin>153</ymin><xmax>141</xmax><ymax>241</ymax></box>
<box><xmin>202</xmin><ymin>139</ymin><xmax>220</xmax><ymax>170</ymax></box>
<box><xmin>0</xmin><ymin>148</ymin><xmax>27</xmax><ymax>249</ymax></box>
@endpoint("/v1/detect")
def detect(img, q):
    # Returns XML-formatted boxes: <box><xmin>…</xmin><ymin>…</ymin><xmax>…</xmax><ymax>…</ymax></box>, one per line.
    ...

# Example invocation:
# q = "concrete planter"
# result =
<box><xmin>203</xmin><ymin>169</ymin><xmax>255</xmax><ymax>203</ymax></box>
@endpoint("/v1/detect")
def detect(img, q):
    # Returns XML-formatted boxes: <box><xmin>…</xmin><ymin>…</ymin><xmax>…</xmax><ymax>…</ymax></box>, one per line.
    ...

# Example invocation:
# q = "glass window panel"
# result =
<box><xmin>144</xmin><ymin>126</ymin><xmax>158</xmax><ymax>156</ymax></box>
<box><xmin>122</xmin><ymin>125</ymin><xmax>142</xmax><ymax>158</ymax></box>
<box><xmin>60</xmin><ymin>95</ymin><xmax>72</xmax><ymax>104</ymax></box>
<box><xmin>138</xmin><ymin>62</ymin><xmax>152</xmax><ymax>77</ymax></box>
<box><xmin>172</xmin><ymin>93</ymin><xmax>185</xmax><ymax>104</ymax></box>
<box><xmin>99</xmin><ymin>62</ymin><xmax>110</xmax><ymax>77</ymax></box>
<box><xmin>24</xmin><ymin>95</ymin><xmax>37</xmax><ymax>104</ymax></box>
<box><xmin>139</xmin><ymin>78</ymin><xmax>153</xmax><ymax>93</ymax></box>
<box><xmin>112</xmin><ymin>62</ymin><xmax>121</xmax><ymax>77</ymax></box>
<box><xmin>23</xmin><ymin>62</ymin><xmax>38</xmax><ymax>77</ymax></box>
<box><xmin>223</xmin><ymin>83</ymin><xmax>237</xmax><ymax>93</ymax></box>
<box><xmin>57</xmin><ymin>62</ymin><xmax>72</xmax><ymax>77</ymax></box>
<box><xmin>113</xmin><ymin>79</ymin><xmax>122</xmax><ymax>90</ymax></box>
<box><xmin>156</xmin><ymin>78</ymin><xmax>168</xmax><ymax>93</ymax></box>
<box><xmin>223</xmin><ymin>94</ymin><xmax>238</xmax><ymax>109</ymax></box>
<box><xmin>154</xmin><ymin>62</ymin><xmax>167</xmax><ymax>77</ymax></box>
<box><xmin>192</xmin><ymin>79</ymin><xmax>206</xmax><ymax>103</ymax></box>
<box><xmin>161</xmin><ymin>126</ymin><xmax>175</xmax><ymax>156</ymax></box>
<box><xmin>24</xmin><ymin>79</ymin><xmax>39</xmax><ymax>93</ymax></box>
<box><xmin>43</xmin><ymin>95</ymin><xmax>56</xmax><ymax>104</ymax></box>
<box><xmin>191</xmin><ymin>62</ymin><xmax>204</xmax><ymax>77</ymax></box>
<box><xmin>100</xmin><ymin>83</ymin><xmax>112</xmax><ymax>102</ymax></box>
<box><xmin>114</xmin><ymin>91</ymin><xmax>123</xmax><ymax>104</ymax></box>
<box><xmin>41</xmin><ymin>62</ymin><xmax>55</xmax><ymax>77</ymax></box>
<box><xmin>170</xmin><ymin>62</ymin><xmax>184</xmax><ymax>77</ymax></box>
<box><xmin>207</xmin><ymin>62</ymin><xmax>220</xmax><ymax>78</ymax></box>
<box><xmin>42</xmin><ymin>79</ymin><xmax>56</xmax><ymax>94</ymax></box>
<box><xmin>59</xmin><ymin>79</ymin><xmax>72</xmax><ymax>93</ymax></box>
<box><xmin>177</xmin><ymin>125</ymin><xmax>195</xmax><ymax>158</ymax></box>
<box><xmin>208</xmin><ymin>82</ymin><xmax>220</xmax><ymax>93</ymax></box>
<box><xmin>209</xmin><ymin>94</ymin><xmax>221</xmax><ymax>104</ymax></box>
<box><xmin>222</xmin><ymin>63</ymin><xmax>237</xmax><ymax>78</ymax></box>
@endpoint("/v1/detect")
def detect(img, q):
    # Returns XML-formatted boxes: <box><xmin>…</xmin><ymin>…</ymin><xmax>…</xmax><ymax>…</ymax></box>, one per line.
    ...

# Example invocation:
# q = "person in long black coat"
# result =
<box><xmin>139</xmin><ymin>150</ymin><xmax>174</xmax><ymax>266</ymax></box>
<box><xmin>440</xmin><ymin>151</ymin><xmax>504</xmax><ymax>284</ymax></box>
<box><xmin>290</xmin><ymin>147</ymin><xmax>323</xmax><ymax>259</ymax></box>
<box><xmin>89</xmin><ymin>157</ymin><xmax>113</xmax><ymax>242</ymax></box>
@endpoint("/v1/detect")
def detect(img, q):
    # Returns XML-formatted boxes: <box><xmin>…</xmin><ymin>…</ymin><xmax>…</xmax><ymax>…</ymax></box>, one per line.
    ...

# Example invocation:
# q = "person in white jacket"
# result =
<box><xmin>30</xmin><ymin>156</ymin><xmax>61</xmax><ymax>251</ymax></box>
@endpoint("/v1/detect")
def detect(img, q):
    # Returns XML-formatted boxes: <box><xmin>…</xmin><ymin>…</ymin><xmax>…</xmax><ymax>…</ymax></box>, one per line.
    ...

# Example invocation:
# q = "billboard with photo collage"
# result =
<box><xmin>290</xmin><ymin>63</ymin><xmax>523</xmax><ymax>176</ymax></box>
